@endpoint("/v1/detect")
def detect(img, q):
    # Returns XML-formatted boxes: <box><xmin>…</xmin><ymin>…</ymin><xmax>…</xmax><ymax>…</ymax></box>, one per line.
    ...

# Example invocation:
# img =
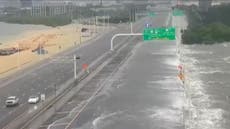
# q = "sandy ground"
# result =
<box><xmin>0</xmin><ymin>23</ymin><xmax>100</xmax><ymax>78</ymax></box>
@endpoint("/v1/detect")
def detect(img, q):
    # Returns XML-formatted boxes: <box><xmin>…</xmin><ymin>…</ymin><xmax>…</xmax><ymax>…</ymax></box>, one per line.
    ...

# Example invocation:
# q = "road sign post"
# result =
<box><xmin>74</xmin><ymin>55</ymin><xmax>80</xmax><ymax>79</ymax></box>
<box><xmin>110</xmin><ymin>28</ymin><xmax>175</xmax><ymax>51</ymax></box>
<box><xmin>110</xmin><ymin>33</ymin><xmax>143</xmax><ymax>51</ymax></box>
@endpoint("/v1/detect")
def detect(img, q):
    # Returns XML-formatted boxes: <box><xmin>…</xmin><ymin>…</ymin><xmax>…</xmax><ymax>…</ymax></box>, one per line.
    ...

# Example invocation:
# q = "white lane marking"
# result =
<box><xmin>56</xmin><ymin>111</ymin><xmax>70</xmax><ymax>115</ymax></box>
<box><xmin>47</xmin><ymin>122</ymin><xmax>69</xmax><ymax>129</ymax></box>
<box><xmin>64</xmin><ymin>76</ymin><xmax>112</xmax><ymax>129</ymax></box>
<box><xmin>67</xmin><ymin>101</ymin><xmax>75</xmax><ymax>105</ymax></box>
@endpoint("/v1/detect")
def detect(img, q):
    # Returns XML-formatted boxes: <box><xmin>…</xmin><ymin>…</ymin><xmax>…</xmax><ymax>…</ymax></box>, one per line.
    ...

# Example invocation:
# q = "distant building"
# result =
<box><xmin>20</xmin><ymin>0</ymin><xmax>32</xmax><ymax>9</ymax></box>
<box><xmin>0</xmin><ymin>0</ymin><xmax>21</xmax><ymax>8</ymax></box>
<box><xmin>31</xmin><ymin>1</ymin><xmax>73</xmax><ymax>17</ymax></box>
<box><xmin>199</xmin><ymin>0</ymin><xmax>212</xmax><ymax>12</ymax></box>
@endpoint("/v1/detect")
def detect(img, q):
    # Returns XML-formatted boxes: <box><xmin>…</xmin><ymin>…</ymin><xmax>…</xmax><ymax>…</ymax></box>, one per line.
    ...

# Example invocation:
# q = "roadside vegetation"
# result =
<box><xmin>0</xmin><ymin>15</ymin><xmax>72</xmax><ymax>27</ymax></box>
<box><xmin>181</xmin><ymin>4</ymin><xmax>230</xmax><ymax>44</ymax></box>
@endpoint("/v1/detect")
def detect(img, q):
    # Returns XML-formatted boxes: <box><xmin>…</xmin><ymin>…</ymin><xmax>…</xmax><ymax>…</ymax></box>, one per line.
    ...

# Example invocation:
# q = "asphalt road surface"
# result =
<box><xmin>54</xmin><ymin>33</ymin><xmax>184</xmax><ymax>129</ymax></box>
<box><xmin>40</xmin><ymin>11</ymin><xmax>182</xmax><ymax>129</ymax></box>
<box><xmin>0</xmin><ymin>11</ymin><xmax>170</xmax><ymax>129</ymax></box>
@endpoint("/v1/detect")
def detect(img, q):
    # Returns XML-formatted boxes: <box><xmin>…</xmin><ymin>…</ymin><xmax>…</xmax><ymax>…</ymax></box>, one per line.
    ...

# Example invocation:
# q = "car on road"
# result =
<box><xmin>5</xmin><ymin>96</ymin><xmax>19</xmax><ymax>107</ymax></box>
<box><xmin>28</xmin><ymin>96</ymin><xmax>40</xmax><ymax>104</ymax></box>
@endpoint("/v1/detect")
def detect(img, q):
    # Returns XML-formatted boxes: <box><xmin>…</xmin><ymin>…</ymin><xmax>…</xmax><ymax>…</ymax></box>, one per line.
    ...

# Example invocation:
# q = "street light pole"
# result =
<box><xmin>74</xmin><ymin>55</ymin><xmax>80</xmax><ymax>79</ymax></box>
<box><xmin>110</xmin><ymin>33</ymin><xmax>143</xmax><ymax>51</ymax></box>
<box><xmin>131</xmin><ymin>22</ymin><xmax>133</xmax><ymax>33</ymax></box>
<box><xmin>95</xmin><ymin>16</ymin><xmax>98</xmax><ymax>33</ymax></box>
<box><xmin>39</xmin><ymin>43</ymin><xmax>42</xmax><ymax>60</ymax></box>
<box><xmin>103</xmin><ymin>10</ymin><xmax>105</xmax><ymax>31</ymax></box>
<box><xmin>54</xmin><ymin>84</ymin><xmax>57</xmax><ymax>97</ymax></box>
<box><xmin>17</xmin><ymin>43</ymin><xmax>20</xmax><ymax>69</ymax></box>
<box><xmin>107</xmin><ymin>16</ymin><xmax>110</xmax><ymax>29</ymax></box>
<box><xmin>79</xmin><ymin>26</ymin><xmax>82</xmax><ymax>44</ymax></box>
<box><xmin>74</xmin><ymin>55</ymin><xmax>77</xmax><ymax>79</ymax></box>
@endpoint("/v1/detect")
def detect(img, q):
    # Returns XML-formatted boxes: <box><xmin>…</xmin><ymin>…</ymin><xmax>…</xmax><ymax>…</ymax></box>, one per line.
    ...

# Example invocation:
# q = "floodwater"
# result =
<box><xmin>181</xmin><ymin>43</ymin><xmax>230</xmax><ymax>129</ymax></box>
<box><xmin>63</xmin><ymin>40</ymin><xmax>185</xmax><ymax>129</ymax></box>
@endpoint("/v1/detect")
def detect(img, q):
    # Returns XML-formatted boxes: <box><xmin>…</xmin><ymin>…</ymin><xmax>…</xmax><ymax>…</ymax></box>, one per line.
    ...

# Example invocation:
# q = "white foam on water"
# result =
<box><xmin>187</xmin><ymin>108</ymin><xmax>224</xmax><ymax>129</ymax></box>
<box><xmin>223</xmin><ymin>56</ymin><xmax>230</xmax><ymax>63</ymax></box>
<box><xmin>182</xmin><ymin>46</ymin><xmax>213</xmax><ymax>55</ymax></box>
<box><xmin>199</xmin><ymin>70</ymin><xmax>223</xmax><ymax>75</ymax></box>
<box><xmin>184</xmin><ymin>56</ymin><xmax>200</xmax><ymax>65</ymax></box>
<box><xmin>222</xmin><ymin>43</ymin><xmax>228</xmax><ymax>47</ymax></box>
<box><xmin>182</xmin><ymin>46</ymin><xmax>224</xmax><ymax>129</ymax></box>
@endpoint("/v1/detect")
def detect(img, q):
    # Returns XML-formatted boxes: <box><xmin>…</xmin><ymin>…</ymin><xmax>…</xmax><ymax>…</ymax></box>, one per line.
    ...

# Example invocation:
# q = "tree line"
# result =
<box><xmin>181</xmin><ymin>4</ymin><xmax>230</xmax><ymax>44</ymax></box>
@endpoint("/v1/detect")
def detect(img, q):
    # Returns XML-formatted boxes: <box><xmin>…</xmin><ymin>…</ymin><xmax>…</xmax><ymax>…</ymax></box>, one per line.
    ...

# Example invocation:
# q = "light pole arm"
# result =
<box><xmin>110</xmin><ymin>33</ymin><xmax>143</xmax><ymax>51</ymax></box>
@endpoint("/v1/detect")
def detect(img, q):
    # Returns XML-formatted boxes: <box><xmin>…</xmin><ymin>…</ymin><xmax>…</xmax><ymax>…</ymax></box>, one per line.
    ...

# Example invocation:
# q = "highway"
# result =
<box><xmin>64</xmin><ymin>37</ymin><xmax>184</xmax><ymax>129</ymax></box>
<box><xmin>0</xmin><ymin>10</ymin><xmax>169</xmax><ymax>128</ymax></box>
<box><xmin>39</xmin><ymin>11</ymin><xmax>179</xmax><ymax>129</ymax></box>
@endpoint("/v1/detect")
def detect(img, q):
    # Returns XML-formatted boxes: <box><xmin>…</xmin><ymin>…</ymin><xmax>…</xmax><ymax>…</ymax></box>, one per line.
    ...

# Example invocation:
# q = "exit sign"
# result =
<box><xmin>173</xmin><ymin>9</ymin><xmax>184</xmax><ymax>16</ymax></box>
<box><xmin>148</xmin><ymin>12</ymin><xmax>155</xmax><ymax>17</ymax></box>
<box><xmin>143</xmin><ymin>27</ymin><xmax>176</xmax><ymax>41</ymax></box>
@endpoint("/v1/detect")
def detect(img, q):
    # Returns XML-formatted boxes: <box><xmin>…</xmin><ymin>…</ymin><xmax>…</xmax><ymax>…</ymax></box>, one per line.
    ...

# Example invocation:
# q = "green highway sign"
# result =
<box><xmin>143</xmin><ymin>27</ymin><xmax>176</xmax><ymax>41</ymax></box>
<box><xmin>173</xmin><ymin>9</ymin><xmax>184</xmax><ymax>16</ymax></box>
<box><xmin>148</xmin><ymin>12</ymin><xmax>155</xmax><ymax>17</ymax></box>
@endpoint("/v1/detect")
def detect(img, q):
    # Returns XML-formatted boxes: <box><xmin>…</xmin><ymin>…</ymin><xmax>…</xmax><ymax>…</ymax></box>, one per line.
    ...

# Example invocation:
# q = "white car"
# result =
<box><xmin>28</xmin><ymin>96</ymin><xmax>40</xmax><ymax>104</ymax></box>
<box><xmin>5</xmin><ymin>96</ymin><xmax>19</xmax><ymax>107</ymax></box>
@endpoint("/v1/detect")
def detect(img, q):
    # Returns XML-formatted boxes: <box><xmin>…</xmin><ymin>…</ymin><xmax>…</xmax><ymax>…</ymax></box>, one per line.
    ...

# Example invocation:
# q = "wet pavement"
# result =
<box><xmin>63</xmin><ymin>40</ymin><xmax>185</xmax><ymax>129</ymax></box>
<box><xmin>38</xmin><ymin>10</ymin><xmax>186</xmax><ymax>129</ymax></box>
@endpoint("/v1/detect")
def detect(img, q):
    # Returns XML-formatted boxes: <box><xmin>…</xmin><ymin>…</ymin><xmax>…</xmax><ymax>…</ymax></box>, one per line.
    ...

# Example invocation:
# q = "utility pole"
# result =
<box><xmin>107</xmin><ymin>16</ymin><xmax>110</xmax><ymax>29</ymax></box>
<box><xmin>100</xmin><ymin>0</ymin><xmax>103</xmax><ymax>6</ymax></box>
<box><xmin>103</xmin><ymin>10</ymin><xmax>105</xmax><ymax>31</ymax></box>
<box><xmin>95</xmin><ymin>16</ymin><xmax>98</xmax><ymax>33</ymax></box>
<box><xmin>129</xmin><ymin>8</ymin><xmax>134</xmax><ymax>33</ymax></box>
<box><xmin>131</xmin><ymin>22</ymin><xmax>133</xmax><ymax>33</ymax></box>
<box><xmin>94</xmin><ymin>16</ymin><xmax>96</xmax><ymax>34</ymax></box>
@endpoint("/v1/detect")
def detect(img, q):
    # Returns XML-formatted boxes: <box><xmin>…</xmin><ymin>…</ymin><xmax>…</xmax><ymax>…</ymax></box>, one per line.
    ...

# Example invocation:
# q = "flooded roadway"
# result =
<box><xmin>181</xmin><ymin>43</ymin><xmax>230</xmax><ymax>129</ymax></box>
<box><xmin>63</xmin><ymin>39</ymin><xmax>185</xmax><ymax>129</ymax></box>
